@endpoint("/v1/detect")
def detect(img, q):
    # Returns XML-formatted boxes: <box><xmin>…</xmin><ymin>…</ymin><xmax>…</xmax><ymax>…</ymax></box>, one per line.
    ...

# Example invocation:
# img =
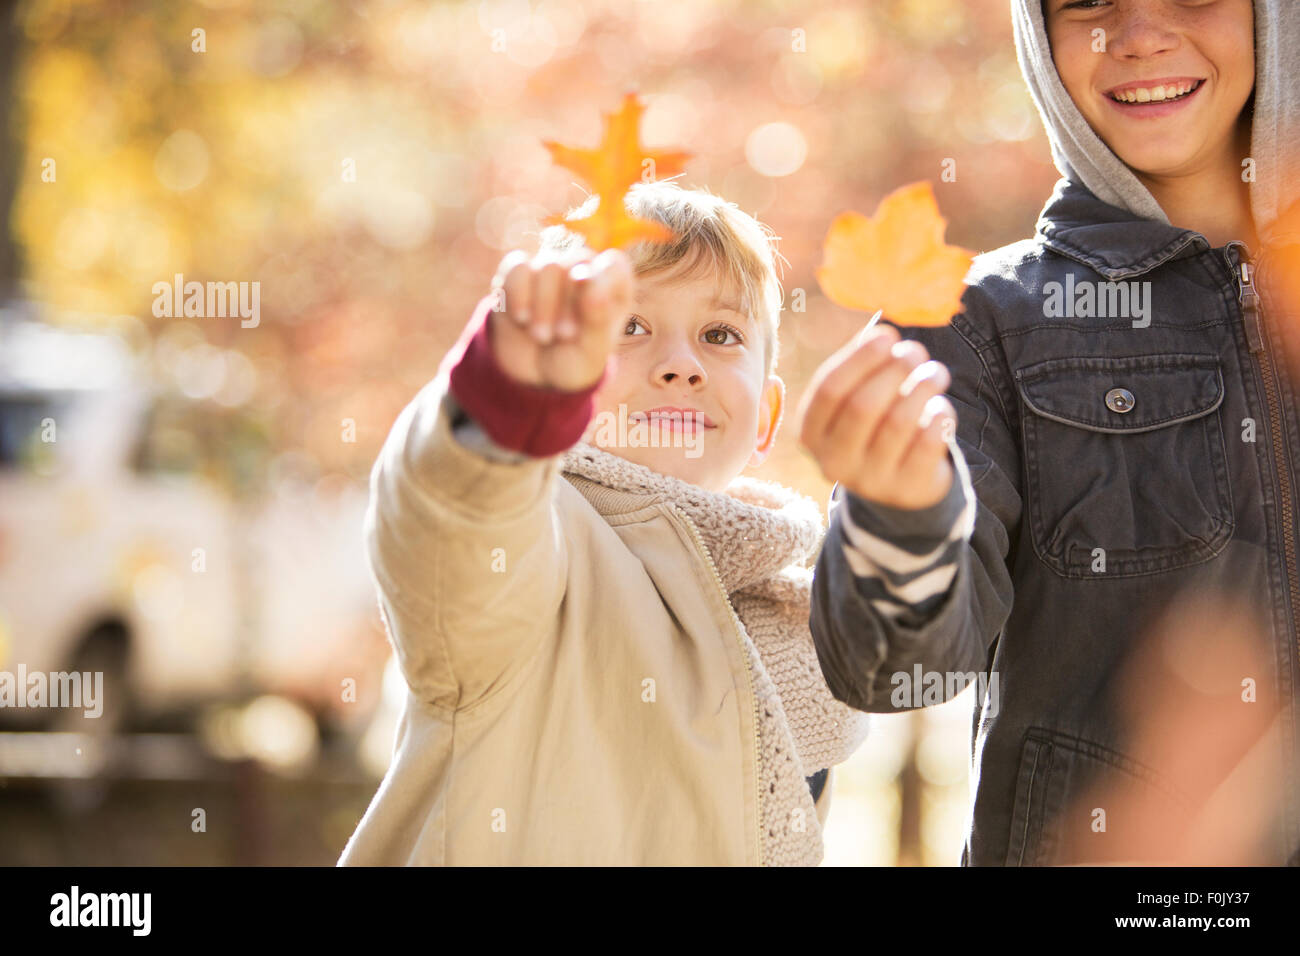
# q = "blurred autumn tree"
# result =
<box><xmin>9</xmin><ymin>0</ymin><xmax>1058</xmax><ymax>502</ymax></box>
<box><xmin>1</xmin><ymin>0</ymin><xmax>19</xmax><ymax>299</ymax></box>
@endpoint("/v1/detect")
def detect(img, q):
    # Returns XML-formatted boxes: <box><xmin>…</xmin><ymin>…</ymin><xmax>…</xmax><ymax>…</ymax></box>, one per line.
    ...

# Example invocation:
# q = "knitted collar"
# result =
<box><xmin>560</xmin><ymin>441</ymin><xmax>824</xmax><ymax>595</ymax></box>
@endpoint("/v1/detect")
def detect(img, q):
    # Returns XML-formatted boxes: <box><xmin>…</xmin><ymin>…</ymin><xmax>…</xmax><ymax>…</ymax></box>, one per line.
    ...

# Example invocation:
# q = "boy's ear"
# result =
<box><xmin>749</xmin><ymin>375</ymin><xmax>786</xmax><ymax>469</ymax></box>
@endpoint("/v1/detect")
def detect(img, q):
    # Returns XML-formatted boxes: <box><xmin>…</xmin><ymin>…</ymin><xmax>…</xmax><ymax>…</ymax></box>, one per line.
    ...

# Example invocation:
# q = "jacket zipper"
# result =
<box><xmin>1228</xmin><ymin>242</ymin><xmax>1265</xmax><ymax>352</ymax></box>
<box><xmin>1225</xmin><ymin>241</ymin><xmax>1300</xmax><ymax>673</ymax></box>
<box><xmin>671</xmin><ymin>504</ymin><xmax>766</xmax><ymax>867</ymax></box>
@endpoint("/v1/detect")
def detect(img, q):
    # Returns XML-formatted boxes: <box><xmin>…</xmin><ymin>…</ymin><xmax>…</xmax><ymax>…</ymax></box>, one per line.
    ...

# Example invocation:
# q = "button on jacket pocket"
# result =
<box><xmin>1014</xmin><ymin>354</ymin><xmax>1233</xmax><ymax>578</ymax></box>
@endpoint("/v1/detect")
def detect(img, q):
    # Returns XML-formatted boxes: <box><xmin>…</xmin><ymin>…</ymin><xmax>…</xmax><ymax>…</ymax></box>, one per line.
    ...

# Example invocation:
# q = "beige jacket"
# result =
<box><xmin>337</xmin><ymin>370</ymin><xmax>853</xmax><ymax>866</ymax></box>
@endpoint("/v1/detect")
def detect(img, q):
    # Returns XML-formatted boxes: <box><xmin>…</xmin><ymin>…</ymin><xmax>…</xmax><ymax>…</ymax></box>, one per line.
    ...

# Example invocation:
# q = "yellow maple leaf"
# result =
<box><xmin>541</xmin><ymin>91</ymin><xmax>693</xmax><ymax>252</ymax></box>
<box><xmin>816</xmin><ymin>181</ymin><xmax>974</xmax><ymax>327</ymax></box>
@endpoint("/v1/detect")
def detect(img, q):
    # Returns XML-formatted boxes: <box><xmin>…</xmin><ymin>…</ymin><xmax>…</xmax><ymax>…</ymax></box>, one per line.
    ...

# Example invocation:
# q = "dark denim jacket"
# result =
<box><xmin>810</xmin><ymin>178</ymin><xmax>1300</xmax><ymax>866</ymax></box>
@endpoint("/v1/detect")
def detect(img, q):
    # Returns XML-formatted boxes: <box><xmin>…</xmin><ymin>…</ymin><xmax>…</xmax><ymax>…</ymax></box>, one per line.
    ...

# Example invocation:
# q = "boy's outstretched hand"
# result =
<box><xmin>797</xmin><ymin>322</ymin><xmax>958</xmax><ymax>511</ymax></box>
<box><xmin>488</xmin><ymin>246</ymin><xmax>634</xmax><ymax>392</ymax></box>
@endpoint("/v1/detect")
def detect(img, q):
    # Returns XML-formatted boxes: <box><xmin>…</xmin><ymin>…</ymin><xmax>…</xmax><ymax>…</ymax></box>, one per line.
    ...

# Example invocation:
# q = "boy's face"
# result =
<box><xmin>1044</xmin><ymin>0</ymin><xmax>1255</xmax><ymax>180</ymax></box>
<box><xmin>585</xmin><ymin>260</ymin><xmax>784</xmax><ymax>493</ymax></box>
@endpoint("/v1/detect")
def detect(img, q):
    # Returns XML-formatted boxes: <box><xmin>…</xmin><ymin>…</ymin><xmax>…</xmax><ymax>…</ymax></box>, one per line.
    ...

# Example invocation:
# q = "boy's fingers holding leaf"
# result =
<box><xmin>552</xmin><ymin>247</ymin><xmax>600</xmax><ymax>341</ymax></box>
<box><xmin>814</xmin><ymin>387</ymin><xmax>881</xmax><ymax>487</ymax></box>
<box><xmin>798</xmin><ymin>324</ymin><xmax>900</xmax><ymax>445</ymax></box>
<box><xmin>904</xmin><ymin>392</ymin><xmax>956</xmax><ymax>463</ymax></box>
<box><xmin>805</xmin><ymin>336</ymin><xmax>925</xmax><ymax>454</ymax></box>
<box><xmin>573</xmin><ymin>249</ymin><xmax>634</xmax><ymax>347</ymax></box>
<box><xmin>495</xmin><ymin>250</ymin><xmax>532</xmax><ymax>325</ymax></box>
<box><xmin>816</xmin><ymin>348</ymin><xmax>929</xmax><ymax>494</ymax></box>
<box><xmin>530</xmin><ymin>247</ymin><xmax>592</xmax><ymax>342</ymax></box>
<box><xmin>530</xmin><ymin>258</ymin><xmax>570</xmax><ymax>345</ymax></box>
<box><xmin>869</xmin><ymin>359</ymin><xmax>952</xmax><ymax>475</ymax></box>
<box><xmin>897</xmin><ymin>395</ymin><xmax>957</xmax><ymax>504</ymax></box>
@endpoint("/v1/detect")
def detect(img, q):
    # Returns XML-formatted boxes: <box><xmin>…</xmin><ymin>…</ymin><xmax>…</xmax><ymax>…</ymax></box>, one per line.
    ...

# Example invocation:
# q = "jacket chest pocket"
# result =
<box><xmin>1014</xmin><ymin>353</ymin><xmax>1233</xmax><ymax>578</ymax></box>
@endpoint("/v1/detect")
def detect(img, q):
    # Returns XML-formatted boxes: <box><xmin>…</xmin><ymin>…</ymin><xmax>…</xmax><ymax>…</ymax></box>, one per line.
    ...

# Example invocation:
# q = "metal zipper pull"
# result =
<box><xmin>1226</xmin><ymin>242</ymin><xmax>1265</xmax><ymax>353</ymax></box>
<box><xmin>1238</xmin><ymin>261</ymin><xmax>1264</xmax><ymax>353</ymax></box>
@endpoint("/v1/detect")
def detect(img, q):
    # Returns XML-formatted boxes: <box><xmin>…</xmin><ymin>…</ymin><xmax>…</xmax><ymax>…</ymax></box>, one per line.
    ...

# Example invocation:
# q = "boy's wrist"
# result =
<box><xmin>835</xmin><ymin>443</ymin><xmax>970</xmax><ymax>544</ymax></box>
<box><xmin>442</xmin><ymin>293</ymin><xmax>608</xmax><ymax>457</ymax></box>
<box><xmin>449</xmin><ymin>395</ymin><xmax>532</xmax><ymax>464</ymax></box>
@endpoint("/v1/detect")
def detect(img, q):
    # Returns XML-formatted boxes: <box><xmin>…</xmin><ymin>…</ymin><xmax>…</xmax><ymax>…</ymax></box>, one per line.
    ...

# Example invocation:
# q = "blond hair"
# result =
<box><xmin>537</xmin><ymin>179</ymin><xmax>787</xmax><ymax>377</ymax></box>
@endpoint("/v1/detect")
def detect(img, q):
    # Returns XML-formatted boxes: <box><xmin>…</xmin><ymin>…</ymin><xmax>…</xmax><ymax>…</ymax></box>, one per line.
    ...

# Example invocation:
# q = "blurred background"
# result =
<box><xmin>0</xmin><ymin>0</ymin><xmax>1059</xmax><ymax>865</ymax></box>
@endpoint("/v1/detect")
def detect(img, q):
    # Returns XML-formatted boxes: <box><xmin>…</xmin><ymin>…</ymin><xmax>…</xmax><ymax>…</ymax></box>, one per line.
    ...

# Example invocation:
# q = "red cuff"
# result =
<box><xmin>441</xmin><ymin>293</ymin><xmax>608</xmax><ymax>458</ymax></box>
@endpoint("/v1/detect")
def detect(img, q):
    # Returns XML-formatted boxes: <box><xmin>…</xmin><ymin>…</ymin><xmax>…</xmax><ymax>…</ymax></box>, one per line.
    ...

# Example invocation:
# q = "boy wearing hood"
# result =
<box><xmin>803</xmin><ymin>0</ymin><xmax>1300</xmax><ymax>865</ymax></box>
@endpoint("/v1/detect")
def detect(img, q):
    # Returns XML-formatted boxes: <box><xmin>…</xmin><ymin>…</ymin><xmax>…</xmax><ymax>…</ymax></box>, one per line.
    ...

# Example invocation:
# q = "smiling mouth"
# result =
<box><xmin>1107</xmin><ymin>79</ymin><xmax>1204</xmax><ymax>105</ymax></box>
<box><xmin>630</xmin><ymin>411</ymin><xmax>716</xmax><ymax>430</ymax></box>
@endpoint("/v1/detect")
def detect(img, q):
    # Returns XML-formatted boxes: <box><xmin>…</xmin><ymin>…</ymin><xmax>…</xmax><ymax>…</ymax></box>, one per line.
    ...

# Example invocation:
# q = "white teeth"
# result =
<box><xmin>1112</xmin><ymin>81</ymin><xmax>1199</xmax><ymax>104</ymax></box>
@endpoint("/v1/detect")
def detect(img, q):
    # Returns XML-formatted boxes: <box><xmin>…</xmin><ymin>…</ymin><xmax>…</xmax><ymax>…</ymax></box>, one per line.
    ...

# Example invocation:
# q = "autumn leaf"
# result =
<box><xmin>816</xmin><ymin>181</ymin><xmax>974</xmax><ymax>328</ymax></box>
<box><xmin>541</xmin><ymin>91</ymin><xmax>693</xmax><ymax>252</ymax></box>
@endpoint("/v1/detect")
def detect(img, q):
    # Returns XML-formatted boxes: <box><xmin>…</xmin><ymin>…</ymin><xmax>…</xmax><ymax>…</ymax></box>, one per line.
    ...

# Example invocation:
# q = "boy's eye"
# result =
<box><xmin>702</xmin><ymin>323</ymin><xmax>744</xmax><ymax>346</ymax></box>
<box><xmin>622</xmin><ymin>316</ymin><xmax>744</xmax><ymax>346</ymax></box>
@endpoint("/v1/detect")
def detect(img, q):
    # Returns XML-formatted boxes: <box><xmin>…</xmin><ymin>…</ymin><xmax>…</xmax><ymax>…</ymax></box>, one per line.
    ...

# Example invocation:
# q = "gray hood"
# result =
<box><xmin>1012</xmin><ymin>0</ymin><xmax>1300</xmax><ymax>241</ymax></box>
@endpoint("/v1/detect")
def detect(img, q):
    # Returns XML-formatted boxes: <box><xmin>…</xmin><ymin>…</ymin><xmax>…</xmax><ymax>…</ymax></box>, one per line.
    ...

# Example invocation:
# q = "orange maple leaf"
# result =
<box><xmin>541</xmin><ymin>92</ymin><xmax>693</xmax><ymax>252</ymax></box>
<box><xmin>816</xmin><ymin>181</ymin><xmax>974</xmax><ymax>328</ymax></box>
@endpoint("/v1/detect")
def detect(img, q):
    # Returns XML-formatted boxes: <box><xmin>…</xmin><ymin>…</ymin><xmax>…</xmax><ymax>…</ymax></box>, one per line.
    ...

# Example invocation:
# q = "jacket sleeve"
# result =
<box><xmin>366</xmin><ymin>292</ymin><xmax>606</xmax><ymax>711</ymax></box>
<box><xmin>809</xmin><ymin>288</ymin><xmax>1021</xmax><ymax>712</ymax></box>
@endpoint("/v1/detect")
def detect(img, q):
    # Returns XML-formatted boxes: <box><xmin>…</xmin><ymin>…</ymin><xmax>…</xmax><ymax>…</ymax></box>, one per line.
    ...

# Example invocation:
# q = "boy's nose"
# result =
<box><xmin>652</xmin><ymin>344</ymin><xmax>707</xmax><ymax>387</ymax></box>
<box><xmin>1108</xmin><ymin>7</ymin><xmax>1181</xmax><ymax>59</ymax></box>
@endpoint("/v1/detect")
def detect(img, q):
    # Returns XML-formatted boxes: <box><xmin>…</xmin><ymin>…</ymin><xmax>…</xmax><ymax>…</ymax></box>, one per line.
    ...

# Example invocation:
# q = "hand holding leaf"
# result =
<box><xmin>479</xmin><ymin>93</ymin><xmax>690</xmax><ymax>393</ymax></box>
<box><xmin>799</xmin><ymin>182</ymin><xmax>972</xmax><ymax>511</ymax></box>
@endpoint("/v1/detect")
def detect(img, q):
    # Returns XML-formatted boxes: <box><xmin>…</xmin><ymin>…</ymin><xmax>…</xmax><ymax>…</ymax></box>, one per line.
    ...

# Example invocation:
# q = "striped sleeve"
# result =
<box><xmin>828</xmin><ymin>438</ymin><xmax>976</xmax><ymax>629</ymax></box>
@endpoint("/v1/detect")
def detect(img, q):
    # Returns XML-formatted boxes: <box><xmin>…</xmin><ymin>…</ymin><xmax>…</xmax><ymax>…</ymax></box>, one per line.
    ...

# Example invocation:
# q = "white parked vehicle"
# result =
<box><xmin>0</xmin><ymin>311</ymin><xmax>386</xmax><ymax>743</ymax></box>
